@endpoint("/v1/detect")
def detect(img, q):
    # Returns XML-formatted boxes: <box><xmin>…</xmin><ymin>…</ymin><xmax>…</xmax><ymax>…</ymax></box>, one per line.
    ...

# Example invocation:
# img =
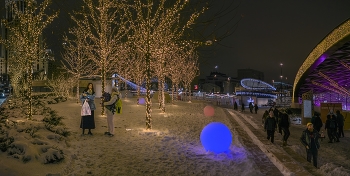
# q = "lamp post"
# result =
<box><xmin>280</xmin><ymin>63</ymin><xmax>283</xmax><ymax>103</ymax></box>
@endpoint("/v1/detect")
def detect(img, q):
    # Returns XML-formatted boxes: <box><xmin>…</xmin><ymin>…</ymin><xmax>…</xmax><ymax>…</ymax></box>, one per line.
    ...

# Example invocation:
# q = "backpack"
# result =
<box><xmin>102</xmin><ymin>92</ymin><xmax>111</xmax><ymax>102</ymax></box>
<box><xmin>115</xmin><ymin>98</ymin><xmax>122</xmax><ymax>114</ymax></box>
<box><xmin>330</xmin><ymin>120</ymin><xmax>336</xmax><ymax>129</ymax></box>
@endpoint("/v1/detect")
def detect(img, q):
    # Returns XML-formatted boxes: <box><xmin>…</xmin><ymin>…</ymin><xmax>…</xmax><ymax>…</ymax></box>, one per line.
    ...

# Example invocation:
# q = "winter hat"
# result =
<box><xmin>307</xmin><ymin>122</ymin><xmax>313</xmax><ymax>127</ymax></box>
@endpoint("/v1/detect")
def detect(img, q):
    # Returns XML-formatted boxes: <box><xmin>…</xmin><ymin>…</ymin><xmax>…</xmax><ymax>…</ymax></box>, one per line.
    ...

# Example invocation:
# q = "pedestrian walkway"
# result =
<box><xmin>221</xmin><ymin>105</ymin><xmax>350</xmax><ymax>175</ymax></box>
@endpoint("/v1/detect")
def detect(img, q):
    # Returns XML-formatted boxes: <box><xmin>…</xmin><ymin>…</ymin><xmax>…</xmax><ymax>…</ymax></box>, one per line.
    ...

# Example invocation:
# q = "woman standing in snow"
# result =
<box><xmin>80</xmin><ymin>83</ymin><xmax>96</xmax><ymax>135</ymax></box>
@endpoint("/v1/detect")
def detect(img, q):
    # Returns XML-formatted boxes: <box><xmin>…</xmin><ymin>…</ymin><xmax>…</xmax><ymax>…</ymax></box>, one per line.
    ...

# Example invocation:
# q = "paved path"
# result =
<box><xmin>220</xmin><ymin>104</ymin><xmax>350</xmax><ymax>175</ymax></box>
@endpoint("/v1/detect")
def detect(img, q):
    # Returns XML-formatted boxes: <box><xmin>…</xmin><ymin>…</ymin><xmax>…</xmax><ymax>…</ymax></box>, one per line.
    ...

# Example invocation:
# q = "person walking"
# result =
<box><xmin>254</xmin><ymin>104</ymin><xmax>258</xmax><ymax>114</ymax></box>
<box><xmin>80</xmin><ymin>83</ymin><xmax>96</xmax><ymax>135</ymax></box>
<box><xmin>241</xmin><ymin>103</ymin><xmax>245</xmax><ymax>113</ymax></box>
<box><xmin>279</xmin><ymin>113</ymin><xmax>290</xmax><ymax>146</ymax></box>
<box><xmin>300</xmin><ymin>123</ymin><xmax>320</xmax><ymax>168</ymax></box>
<box><xmin>103</xmin><ymin>87</ymin><xmax>120</xmax><ymax>137</ymax></box>
<box><xmin>325</xmin><ymin>115</ymin><xmax>334</xmax><ymax>143</ymax></box>
<box><xmin>264</xmin><ymin>111</ymin><xmax>277</xmax><ymax>143</ymax></box>
<box><xmin>262</xmin><ymin>110</ymin><xmax>269</xmax><ymax>126</ymax></box>
<box><xmin>249</xmin><ymin>102</ymin><xmax>253</xmax><ymax>113</ymax></box>
<box><xmin>336</xmin><ymin>110</ymin><xmax>345</xmax><ymax>138</ymax></box>
<box><xmin>331</xmin><ymin>114</ymin><xmax>340</xmax><ymax>142</ymax></box>
<box><xmin>234</xmin><ymin>101</ymin><xmax>238</xmax><ymax>111</ymax></box>
<box><xmin>311</xmin><ymin>112</ymin><xmax>323</xmax><ymax>134</ymax></box>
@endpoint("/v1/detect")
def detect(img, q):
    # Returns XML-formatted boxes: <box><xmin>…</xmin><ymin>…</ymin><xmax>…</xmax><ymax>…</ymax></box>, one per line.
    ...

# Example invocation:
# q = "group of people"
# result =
<box><xmin>233</xmin><ymin>101</ymin><xmax>259</xmax><ymax>114</ymax></box>
<box><xmin>80</xmin><ymin>83</ymin><xmax>121</xmax><ymax>137</ymax></box>
<box><xmin>249</xmin><ymin>102</ymin><xmax>259</xmax><ymax>114</ymax></box>
<box><xmin>263</xmin><ymin>107</ymin><xmax>290</xmax><ymax>146</ymax></box>
<box><xmin>324</xmin><ymin>110</ymin><xmax>345</xmax><ymax>143</ymax></box>
<box><xmin>262</xmin><ymin>107</ymin><xmax>347</xmax><ymax>168</ymax></box>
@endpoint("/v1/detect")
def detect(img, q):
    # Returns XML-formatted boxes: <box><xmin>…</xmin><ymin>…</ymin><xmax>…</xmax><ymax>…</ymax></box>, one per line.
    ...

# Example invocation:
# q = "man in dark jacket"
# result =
<box><xmin>311</xmin><ymin>112</ymin><xmax>323</xmax><ymax>133</ymax></box>
<box><xmin>264</xmin><ymin>111</ymin><xmax>277</xmax><ymax>143</ymax></box>
<box><xmin>278</xmin><ymin>113</ymin><xmax>290</xmax><ymax>146</ymax></box>
<box><xmin>300</xmin><ymin>123</ymin><xmax>320</xmax><ymax>168</ymax></box>
<box><xmin>331</xmin><ymin>114</ymin><xmax>340</xmax><ymax>142</ymax></box>
<box><xmin>336</xmin><ymin>110</ymin><xmax>345</xmax><ymax>138</ymax></box>
<box><xmin>254</xmin><ymin>104</ymin><xmax>258</xmax><ymax>114</ymax></box>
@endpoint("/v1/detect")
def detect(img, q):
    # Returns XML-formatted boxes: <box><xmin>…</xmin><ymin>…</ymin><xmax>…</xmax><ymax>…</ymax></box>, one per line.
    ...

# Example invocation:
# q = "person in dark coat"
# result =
<box><xmin>300</xmin><ymin>123</ymin><xmax>320</xmax><ymax>168</ymax></box>
<box><xmin>262</xmin><ymin>110</ymin><xmax>269</xmax><ymax>125</ymax></box>
<box><xmin>254</xmin><ymin>104</ymin><xmax>258</xmax><ymax>114</ymax></box>
<box><xmin>241</xmin><ymin>103</ymin><xmax>245</xmax><ymax>113</ymax></box>
<box><xmin>331</xmin><ymin>114</ymin><xmax>340</xmax><ymax>142</ymax></box>
<box><xmin>234</xmin><ymin>101</ymin><xmax>238</xmax><ymax>111</ymax></box>
<box><xmin>336</xmin><ymin>110</ymin><xmax>345</xmax><ymax>138</ymax></box>
<box><xmin>325</xmin><ymin>115</ymin><xmax>334</xmax><ymax>143</ymax></box>
<box><xmin>249</xmin><ymin>102</ymin><xmax>253</xmax><ymax>113</ymax></box>
<box><xmin>279</xmin><ymin>113</ymin><xmax>290</xmax><ymax>146</ymax></box>
<box><xmin>311</xmin><ymin>112</ymin><xmax>323</xmax><ymax>133</ymax></box>
<box><xmin>80</xmin><ymin>83</ymin><xmax>96</xmax><ymax>135</ymax></box>
<box><xmin>273</xmin><ymin>108</ymin><xmax>280</xmax><ymax>124</ymax></box>
<box><xmin>264</xmin><ymin>111</ymin><xmax>277</xmax><ymax>143</ymax></box>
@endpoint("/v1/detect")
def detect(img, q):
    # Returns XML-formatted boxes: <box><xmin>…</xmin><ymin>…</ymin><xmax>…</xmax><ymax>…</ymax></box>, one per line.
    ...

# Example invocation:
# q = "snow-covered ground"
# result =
<box><xmin>0</xmin><ymin>96</ymin><xmax>349</xmax><ymax>175</ymax></box>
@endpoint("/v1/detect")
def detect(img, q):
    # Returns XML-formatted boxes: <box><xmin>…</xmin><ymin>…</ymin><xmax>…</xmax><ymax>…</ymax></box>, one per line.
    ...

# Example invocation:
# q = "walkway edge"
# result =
<box><xmin>227</xmin><ymin>109</ymin><xmax>311</xmax><ymax>176</ymax></box>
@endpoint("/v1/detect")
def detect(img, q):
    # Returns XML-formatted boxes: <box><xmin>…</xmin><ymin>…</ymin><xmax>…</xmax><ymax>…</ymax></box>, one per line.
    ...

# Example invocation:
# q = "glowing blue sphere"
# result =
<box><xmin>138</xmin><ymin>98</ymin><xmax>145</xmax><ymax>105</ymax></box>
<box><xmin>200</xmin><ymin>122</ymin><xmax>232</xmax><ymax>154</ymax></box>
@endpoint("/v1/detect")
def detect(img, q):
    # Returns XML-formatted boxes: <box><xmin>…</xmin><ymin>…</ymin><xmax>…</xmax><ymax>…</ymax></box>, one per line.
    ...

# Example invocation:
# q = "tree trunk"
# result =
<box><xmin>101</xmin><ymin>64</ymin><xmax>106</xmax><ymax>115</ymax></box>
<box><xmin>171</xmin><ymin>84</ymin><xmax>175</xmax><ymax>104</ymax></box>
<box><xmin>145</xmin><ymin>53</ymin><xmax>152</xmax><ymax>129</ymax></box>
<box><xmin>27</xmin><ymin>67</ymin><xmax>33</xmax><ymax>119</ymax></box>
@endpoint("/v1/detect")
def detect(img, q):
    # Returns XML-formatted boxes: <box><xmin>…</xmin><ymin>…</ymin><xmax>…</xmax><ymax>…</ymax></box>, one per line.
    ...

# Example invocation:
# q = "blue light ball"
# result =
<box><xmin>138</xmin><ymin>98</ymin><xmax>145</xmax><ymax>105</ymax></box>
<box><xmin>200</xmin><ymin>122</ymin><xmax>232</xmax><ymax>154</ymax></box>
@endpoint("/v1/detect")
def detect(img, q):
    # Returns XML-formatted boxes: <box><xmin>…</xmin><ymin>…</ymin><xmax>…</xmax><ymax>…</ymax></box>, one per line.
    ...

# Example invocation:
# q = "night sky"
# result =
<box><xmin>199</xmin><ymin>0</ymin><xmax>350</xmax><ymax>84</ymax></box>
<box><xmin>2</xmin><ymin>0</ymin><xmax>350</xmax><ymax>85</ymax></box>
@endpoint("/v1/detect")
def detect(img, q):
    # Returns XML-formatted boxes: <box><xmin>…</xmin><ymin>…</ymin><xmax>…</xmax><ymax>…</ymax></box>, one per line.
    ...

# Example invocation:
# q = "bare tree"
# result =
<box><xmin>130</xmin><ymin>0</ymin><xmax>205</xmax><ymax>129</ymax></box>
<box><xmin>181</xmin><ymin>51</ymin><xmax>199</xmax><ymax>102</ymax></box>
<box><xmin>0</xmin><ymin>0</ymin><xmax>58</xmax><ymax>119</ymax></box>
<box><xmin>72</xmin><ymin>0</ymin><xmax>131</xmax><ymax>115</ymax></box>
<box><xmin>60</xmin><ymin>26</ymin><xmax>97</xmax><ymax>103</ymax></box>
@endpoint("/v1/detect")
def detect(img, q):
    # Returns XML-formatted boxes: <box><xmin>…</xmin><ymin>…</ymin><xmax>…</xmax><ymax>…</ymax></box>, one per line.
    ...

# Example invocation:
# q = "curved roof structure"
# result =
<box><xmin>293</xmin><ymin>19</ymin><xmax>350</xmax><ymax>105</ymax></box>
<box><xmin>241</xmin><ymin>78</ymin><xmax>276</xmax><ymax>91</ymax></box>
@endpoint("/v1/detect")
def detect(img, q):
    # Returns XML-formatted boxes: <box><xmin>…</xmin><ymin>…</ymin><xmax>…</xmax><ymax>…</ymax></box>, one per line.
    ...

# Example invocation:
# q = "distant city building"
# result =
<box><xmin>199</xmin><ymin>71</ymin><xmax>240</xmax><ymax>93</ymax></box>
<box><xmin>237</xmin><ymin>68</ymin><xmax>264</xmax><ymax>81</ymax></box>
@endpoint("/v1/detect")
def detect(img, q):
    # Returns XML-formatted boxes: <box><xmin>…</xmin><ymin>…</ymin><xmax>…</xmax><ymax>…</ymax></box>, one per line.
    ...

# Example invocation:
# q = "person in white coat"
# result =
<box><xmin>104</xmin><ymin>87</ymin><xmax>120</xmax><ymax>137</ymax></box>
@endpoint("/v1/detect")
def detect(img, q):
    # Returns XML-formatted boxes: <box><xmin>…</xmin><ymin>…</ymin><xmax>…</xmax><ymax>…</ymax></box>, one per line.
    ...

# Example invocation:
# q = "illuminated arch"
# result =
<box><xmin>240</xmin><ymin>78</ymin><xmax>276</xmax><ymax>91</ymax></box>
<box><xmin>293</xmin><ymin>19</ymin><xmax>350</xmax><ymax>102</ymax></box>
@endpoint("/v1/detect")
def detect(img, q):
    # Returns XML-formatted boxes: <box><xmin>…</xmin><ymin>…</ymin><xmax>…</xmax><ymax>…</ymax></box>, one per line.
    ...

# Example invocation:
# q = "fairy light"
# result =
<box><xmin>311</xmin><ymin>80</ymin><xmax>347</xmax><ymax>96</ymax></box>
<box><xmin>61</xmin><ymin>26</ymin><xmax>95</xmax><ymax>103</ymax></box>
<box><xmin>1</xmin><ymin>0</ymin><xmax>58</xmax><ymax>119</ymax></box>
<box><xmin>128</xmin><ymin>0</ymin><xmax>205</xmax><ymax>129</ymax></box>
<box><xmin>318</xmin><ymin>71</ymin><xmax>350</xmax><ymax>96</ymax></box>
<box><xmin>293</xmin><ymin>19</ymin><xmax>350</xmax><ymax>102</ymax></box>
<box><xmin>72</xmin><ymin>0</ymin><xmax>131</xmax><ymax>115</ymax></box>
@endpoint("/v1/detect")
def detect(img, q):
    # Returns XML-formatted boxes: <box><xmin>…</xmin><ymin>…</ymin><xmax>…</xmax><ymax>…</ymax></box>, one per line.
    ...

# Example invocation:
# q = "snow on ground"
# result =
<box><xmin>0</xmin><ymin>96</ymin><xmax>262</xmax><ymax>175</ymax></box>
<box><xmin>0</xmin><ymin>95</ymin><xmax>349</xmax><ymax>176</ymax></box>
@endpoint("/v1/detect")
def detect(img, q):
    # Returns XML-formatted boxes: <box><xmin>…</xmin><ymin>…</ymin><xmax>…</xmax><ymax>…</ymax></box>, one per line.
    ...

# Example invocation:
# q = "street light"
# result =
<box><xmin>280</xmin><ymin>63</ymin><xmax>283</xmax><ymax>103</ymax></box>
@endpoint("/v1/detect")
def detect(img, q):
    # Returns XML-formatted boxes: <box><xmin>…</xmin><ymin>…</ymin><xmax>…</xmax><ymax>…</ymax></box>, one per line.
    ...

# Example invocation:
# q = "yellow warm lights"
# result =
<box><xmin>293</xmin><ymin>19</ymin><xmax>350</xmax><ymax>102</ymax></box>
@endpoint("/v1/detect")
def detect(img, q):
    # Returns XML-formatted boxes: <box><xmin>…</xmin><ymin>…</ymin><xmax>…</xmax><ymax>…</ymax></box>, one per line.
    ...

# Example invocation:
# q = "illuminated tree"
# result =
<box><xmin>130</xmin><ymin>0</ymin><xmax>205</xmax><ymax>129</ymax></box>
<box><xmin>60</xmin><ymin>26</ymin><xmax>97</xmax><ymax>103</ymax></box>
<box><xmin>0</xmin><ymin>0</ymin><xmax>58</xmax><ymax>119</ymax></box>
<box><xmin>181</xmin><ymin>51</ymin><xmax>199</xmax><ymax>102</ymax></box>
<box><xmin>167</xmin><ymin>43</ymin><xmax>188</xmax><ymax>104</ymax></box>
<box><xmin>72</xmin><ymin>0</ymin><xmax>131</xmax><ymax>115</ymax></box>
<box><xmin>46</xmin><ymin>72</ymin><xmax>75</xmax><ymax>98</ymax></box>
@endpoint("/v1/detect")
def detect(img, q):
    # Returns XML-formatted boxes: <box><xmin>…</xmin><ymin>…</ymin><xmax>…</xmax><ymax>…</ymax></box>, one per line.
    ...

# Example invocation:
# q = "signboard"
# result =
<box><xmin>303</xmin><ymin>100</ymin><xmax>312</xmax><ymax>118</ymax></box>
